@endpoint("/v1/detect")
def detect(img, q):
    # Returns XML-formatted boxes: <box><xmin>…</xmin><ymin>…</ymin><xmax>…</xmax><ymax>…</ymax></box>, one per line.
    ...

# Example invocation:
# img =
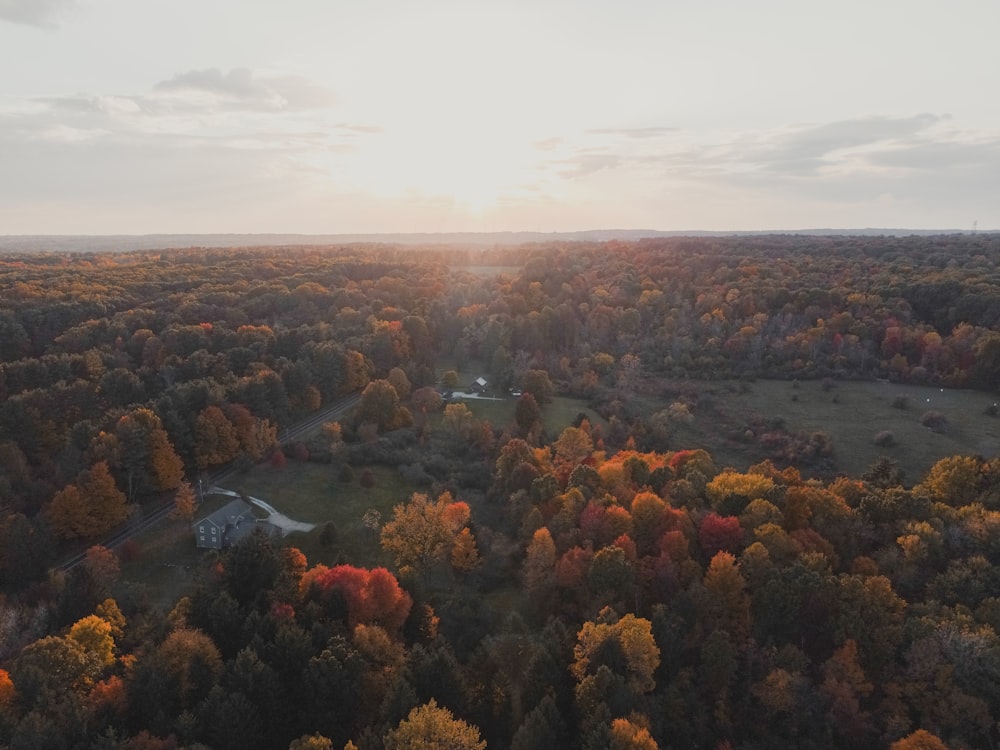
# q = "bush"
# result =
<box><xmin>873</xmin><ymin>430</ymin><xmax>895</xmax><ymax>447</ymax></box>
<box><xmin>891</xmin><ymin>395</ymin><xmax>909</xmax><ymax>410</ymax></box>
<box><xmin>920</xmin><ymin>410</ymin><xmax>949</xmax><ymax>434</ymax></box>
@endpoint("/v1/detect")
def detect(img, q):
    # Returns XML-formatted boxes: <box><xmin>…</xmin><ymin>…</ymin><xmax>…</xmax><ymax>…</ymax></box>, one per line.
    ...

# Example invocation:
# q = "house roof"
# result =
<box><xmin>195</xmin><ymin>498</ymin><xmax>252</xmax><ymax>528</ymax></box>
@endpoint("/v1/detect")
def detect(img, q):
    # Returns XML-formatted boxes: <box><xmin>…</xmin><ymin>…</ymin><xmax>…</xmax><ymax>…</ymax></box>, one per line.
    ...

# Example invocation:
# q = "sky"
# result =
<box><xmin>1</xmin><ymin>0</ymin><xmax>998</xmax><ymax>235</ymax></box>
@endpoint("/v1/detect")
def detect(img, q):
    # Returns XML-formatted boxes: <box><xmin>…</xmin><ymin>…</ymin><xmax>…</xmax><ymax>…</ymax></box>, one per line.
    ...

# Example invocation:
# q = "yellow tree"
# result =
<box><xmin>381</xmin><ymin>492</ymin><xmax>473</xmax><ymax>576</ymax></box>
<box><xmin>169</xmin><ymin>480</ymin><xmax>198</xmax><ymax>521</ymax></box>
<box><xmin>610</xmin><ymin>717</ymin><xmax>659</xmax><ymax>750</ymax></box>
<box><xmin>572</xmin><ymin>610</ymin><xmax>660</xmax><ymax>694</ymax></box>
<box><xmin>553</xmin><ymin>425</ymin><xmax>594</xmax><ymax>468</ymax></box>
<box><xmin>450</xmin><ymin>528</ymin><xmax>480</xmax><ymax>572</ymax></box>
<box><xmin>68</xmin><ymin>615</ymin><xmax>116</xmax><ymax>669</ymax></box>
<box><xmin>523</xmin><ymin>527</ymin><xmax>557</xmax><ymax>594</ymax></box>
<box><xmin>384</xmin><ymin>699</ymin><xmax>486</xmax><ymax>750</ymax></box>
<box><xmin>699</xmin><ymin>551</ymin><xmax>751</xmax><ymax>640</ymax></box>
<box><xmin>288</xmin><ymin>734</ymin><xmax>334</xmax><ymax>750</ymax></box>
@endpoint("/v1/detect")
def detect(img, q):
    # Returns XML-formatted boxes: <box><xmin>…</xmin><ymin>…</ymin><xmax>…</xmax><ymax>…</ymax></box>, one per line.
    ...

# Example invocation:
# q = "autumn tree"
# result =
<box><xmin>890</xmin><ymin>729</ymin><xmax>949</xmax><ymax>750</ymax></box>
<box><xmin>110</xmin><ymin>407</ymin><xmax>184</xmax><ymax>501</ymax></box>
<box><xmin>523</xmin><ymin>527</ymin><xmax>557</xmax><ymax>596</ymax></box>
<box><xmin>169</xmin><ymin>480</ymin><xmax>198</xmax><ymax>521</ymax></box>
<box><xmin>609</xmin><ymin>716</ymin><xmax>659</xmax><ymax>750</ymax></box>
<box><xmin>553</xmin><ymin>424</ymin><xmax>594</xmax><ymax>468</ymax></box>
<box><xmin>300</xmin><ymin>564</ymin><xmax>412</xmax><ymax>633</ymax></box>
<box><xmin>521</xmin><ymin>369</ymin><xmax>555</xmax><ymax>405</ymax></box>
<box><xmin>515</xmin><ymin>392</ymin><xmax>542</xmax><ymax>437</ymax></box>
<box><xmin>387</xmin><ymin>366</ymin><xmax>412</xmax><ymax>401</ymax></box>
<box><xmin>384</xmin><ymin>699</ymin><xmax>486</xmax><ymax>750</ymax></box>
<box><xmin>194</xmin><ymin>405</ymin><xmax>241</xmax><ymax>469</ymax></box>
<box><xmin>223</xmin><ymin>402</ymin><xmax>278</xmax><ymax>461</ymax></box>
<box><xmin>47</xmin><ymin>461</ymin><xmax>129</xmax><ymax>540</ymax></box>
<box><xmin>443</xmin><ymin>402</ymin><xmax>475</xmax><ymax>441</ymax></box>
<box><xmin>354</xmin><ymin>379</ymin><xmax>413</xmax><ymax>432</ymax></box>
<box><xmin>381</xmin><ymin>492</ymin><xmax>474</xmax><ymax>577</ymax></box>
<box><xmin>288</xmin><ymin>734</ymin><xmax>334</xmax><ymax>750</ymax></box>
<box><xmin>572</xmin><ymin>609</ymin><xmax>660</xmax><ymax>694</ymax></box>
<box><xmin>699</xmin><ymin>551</ymin><xmax>751</xmax><ymax>640</ymax></box>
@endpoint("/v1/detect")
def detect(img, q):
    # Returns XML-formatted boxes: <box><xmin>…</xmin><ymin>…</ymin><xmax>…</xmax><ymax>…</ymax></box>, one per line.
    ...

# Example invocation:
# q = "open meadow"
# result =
<box><xmin>682</xmin><ymin>379</ymin><xmax>1000</xmax><ymax>483</ymax></box>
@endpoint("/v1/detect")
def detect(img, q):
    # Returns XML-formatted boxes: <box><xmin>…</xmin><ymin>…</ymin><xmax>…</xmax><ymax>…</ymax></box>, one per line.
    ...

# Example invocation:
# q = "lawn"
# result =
<box><xmin>457</xmin><ymin>393</ymin><xmax>605</xmax><ymax>436</ymax></box>
<box><xmin>117</xmin><ymin>462</ymin><xmax>419</xmax><ymax>608</ymax></box>
<box><xmin>219</xmin><ymin>461</ymin><xmax>417</xmax><ymax>569</ymax></box>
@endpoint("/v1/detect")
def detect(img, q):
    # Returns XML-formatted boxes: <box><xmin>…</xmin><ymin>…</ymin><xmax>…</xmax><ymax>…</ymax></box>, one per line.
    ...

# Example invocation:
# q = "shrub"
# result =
<box><xmin>891</xmin><ymin>395</ymin><xmax>909</xmax><ymax>410</ymax></box>
<box><xmin>873</xmin><ymin>430</ymin><xmax>895</xmax><ymax>447</ymax></box>
<box><xmin>920</xmin><ymin>410</ymin><xmax>949</xmax><ymax>434</ymax></box>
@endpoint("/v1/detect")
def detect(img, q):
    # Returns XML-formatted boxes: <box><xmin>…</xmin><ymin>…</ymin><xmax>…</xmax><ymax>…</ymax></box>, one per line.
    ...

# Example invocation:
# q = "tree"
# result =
<box><xmin>443</xmin><ymin>402</ymin><xmax>475</xmax><ymax>440</ymax></box>
<box><xmin>889</xmin><ymin>729</ymin><xmax>949</xmax><ymax>750</ymax></box>
<box><xmin>521</xmin><ymin>369</ymin><xmax>555</xmax><ymax>405</ymax></box>
<box><xmin>169</xmin><ymin>480</ymin><xmax>198</xmax><ymax>521</ymax></box>
<box><xmin>112</xmin><ymin>407</ymin><xmax>184</xmax><ymax>500</ymax></box>
<box><xmin>515</xmin><ymin>392</ymin><xmax>542</xmax><ymax>436</ymax></box>
<box><xmin>450</xmin><ymin>527</ymin><xmax>480</xmax><ymax>572</ymax></box>
<box><xmin>151</xmin><ymin>628</ymin><xmax>224</xmax><ymax>710</ymax></box>
<box><xmin>523</xmin><ymin>527</ymin><xmax>557</xmax><ymax>595</ymax></box>
<box><xmin>354</xmin><ymin>379</ymin><xmax>412</xmax><ymax>432</ymax></box>
<box><xmin>553</xmin><ymin>425</ymin><xmax>593</xmax><ymax>467</ymax></box>
<box><xmin>917</xmin><ymin>455</ymin><xmax>982</xmax><ymax>506</ymax></box>
<box><xmin>384</xmin><ymin>699</ymin><xmax>486</xmax><ymax>750</ymax></box>
<box><xmin>387</xmin><ymin>367</ymin><xmax>412</xmax><ymax>401</ymax></box>
<box><xmin>82</xmin><ymin>545</ymin><xmax>120</xmax><ymax>592</ymax></box>
<box><xmin>300</xmin><ymin>564</ymin><xmax>412</xmax><ymax>633</ymax></box>
<box><xmin>609</xmin><ymin>717</ymin><xmax>659</xmax><ymax>750</ymax></box>
<box><xmin>194</xmin><ymin>405</ymin><xmax>241</xmax><ymax>469</ymax></box>
<box><xmin>47</xmin><ymin>461</ymin><xmax>129</xmax><ymax>540</ymax></box>
<box><xmin>699</xmin><ymin>513</ymin><xmax>744</xmax><ymax>558</ymax></box>
<box><xmin>68</xmin><ymin>614</ymin><xmax>116</xmax><ymax>669</ymax></box>
<box><xmin>572</xmin><ymin>610</ymin><xmax>660</xmax><ymax>694</ymax></box>
<box><xmin>380</xmin><ymin>492</ymin><xmax>473</xmax><ymax>576</ymax></box>
<box><xmin>288</xmin><ymin>734</ymin><xmax>334</xmax><ymax>750</ymax></box>
<box><xmin>699</xmin><ymin>551</ymin><xmax>751</xmax><ymax>640</ymax></box>
<box><xmin>223</xmin><ymin>402</ymin><xmax>277</xmax><ymax>460</ymax></box>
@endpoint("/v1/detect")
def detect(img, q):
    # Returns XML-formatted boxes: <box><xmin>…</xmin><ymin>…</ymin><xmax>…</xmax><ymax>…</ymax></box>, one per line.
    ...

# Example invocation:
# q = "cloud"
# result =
<box><xmin>556</xmin><ymin>152</ymin><xmax>620</xmax><ymax>179</ymax></box>
<box><xmin>587</xmin><ymin>126</ymin><xmax>678</xmax><ymax>139</ymax></box>
<box><xmin>154</xmin><ymin>67</ymin><xmax>336</xmax><ymax>111</ymax></box>
<box><xmin>0</xmin><ymin>0</ymin><xmax>74</xmax><ymax>27</ymax></box>
<box><xmin>738</xmin><ymin>114</ymin><xmax>946</xmax><ymax>176</ymax></box>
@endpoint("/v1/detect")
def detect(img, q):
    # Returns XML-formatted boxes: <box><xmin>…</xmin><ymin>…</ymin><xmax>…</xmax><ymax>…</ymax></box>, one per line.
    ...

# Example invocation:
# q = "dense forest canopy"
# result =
<box><xmin>0</xmin><ymin>234</ymin><xmax>998</xmax><ymax>749</ymax></box>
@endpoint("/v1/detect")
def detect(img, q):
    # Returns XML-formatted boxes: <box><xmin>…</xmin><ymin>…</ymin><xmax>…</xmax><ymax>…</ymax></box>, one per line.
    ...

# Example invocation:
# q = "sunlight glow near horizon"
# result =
<box><xmin>0</xmin><ymin>0</ymin><xmax>998</xmax><ymax>234</ymax></box>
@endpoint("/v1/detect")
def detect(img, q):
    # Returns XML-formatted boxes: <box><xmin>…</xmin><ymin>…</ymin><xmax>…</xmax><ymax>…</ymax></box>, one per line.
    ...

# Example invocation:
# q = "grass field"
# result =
<box><xmin>118</xmin><ymin>462</ymin><xmax>418</xmax><ymax>606</ymax></box>
<box><xmin>684</xmin><ymin>379</ymin><xmax>1000</xmax><ymax>483</ymax></box>
<box><xmin>457</xmin><ymin>393</ymin><xmax>605</xmax><ymax>436</ymax></box>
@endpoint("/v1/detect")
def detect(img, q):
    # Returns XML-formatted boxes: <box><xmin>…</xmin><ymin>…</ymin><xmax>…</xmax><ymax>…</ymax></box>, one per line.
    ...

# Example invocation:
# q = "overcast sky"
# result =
<box><xmin>1</xmin><ymin>0</ymin><xmax>997</xmax><ymax>234</ymax></box>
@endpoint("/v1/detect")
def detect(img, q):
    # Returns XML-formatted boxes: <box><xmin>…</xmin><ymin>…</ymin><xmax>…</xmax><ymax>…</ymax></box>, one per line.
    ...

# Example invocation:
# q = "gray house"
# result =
<box><xmin>193</xmin><ymin>499</ymin><xmax>275</xmax><ymax>549</ymax></box>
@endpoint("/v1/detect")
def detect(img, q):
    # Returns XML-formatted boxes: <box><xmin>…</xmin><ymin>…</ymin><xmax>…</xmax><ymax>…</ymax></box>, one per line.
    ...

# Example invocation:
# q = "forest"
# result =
<box><xmin>0</xmin><ymin>234</ymin><xmax>999</xmax><ymax>749</ymax></box>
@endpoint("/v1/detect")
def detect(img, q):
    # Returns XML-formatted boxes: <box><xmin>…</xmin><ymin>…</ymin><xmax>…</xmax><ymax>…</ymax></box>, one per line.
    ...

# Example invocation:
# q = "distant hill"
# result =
<box><xmin>0</xmin><ymin>228</ymin><xmax>986</xmax><ymax>253</ymax></box>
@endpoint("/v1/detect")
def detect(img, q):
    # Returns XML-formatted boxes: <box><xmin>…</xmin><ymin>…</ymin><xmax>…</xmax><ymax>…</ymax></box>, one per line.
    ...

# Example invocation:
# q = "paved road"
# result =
<box><xmin>56</xmin><ymin>392</ymin><xmax>361</xmax><ymax>571</ymax></box>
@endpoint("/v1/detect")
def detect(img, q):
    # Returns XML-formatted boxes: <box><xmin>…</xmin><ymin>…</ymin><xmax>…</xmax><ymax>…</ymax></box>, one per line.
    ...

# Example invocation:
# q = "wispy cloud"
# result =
<box><xmin>586</xmin><ymin>126</ymin><xmax>678</xmax><ymax>139</ymax></box>
<box><xmin>154</xmin><ymin>67</ymin><xmax>336</xmax><ymax>112</ymax></box>
<box><xmin>0</xmin><ymin>0</ymin><xmax>74</xmax><ymax>28</ymax></box>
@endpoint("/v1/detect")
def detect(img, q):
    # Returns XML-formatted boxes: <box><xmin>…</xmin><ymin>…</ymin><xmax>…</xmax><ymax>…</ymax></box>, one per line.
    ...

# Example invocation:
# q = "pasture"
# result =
<box><xmin>688</xmin><ymin>379</ymin><xmax>1000</xmax><ymax>483</ymax></box>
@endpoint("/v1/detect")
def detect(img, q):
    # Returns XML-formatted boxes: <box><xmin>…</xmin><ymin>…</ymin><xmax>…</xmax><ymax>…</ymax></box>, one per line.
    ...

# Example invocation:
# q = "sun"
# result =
<box><xmin>343</xmin><ymin>117</ymin><xmax>542</xmax><ymax>215</ymax></box>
